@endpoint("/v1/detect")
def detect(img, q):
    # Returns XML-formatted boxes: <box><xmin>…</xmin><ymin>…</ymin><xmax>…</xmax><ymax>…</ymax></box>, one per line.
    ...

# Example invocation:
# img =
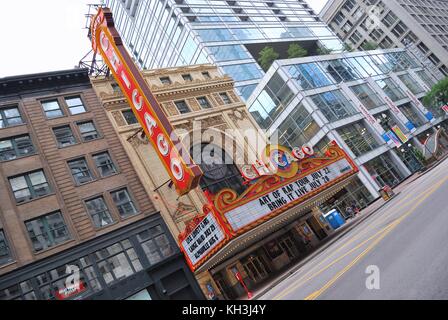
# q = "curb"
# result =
<box><xmin>251</xmin><ymin>199</ymin><xmax>389</xmax><ymax>300</ymax></box>
<box><xmin>250</xmin><ymin>157</ymin><xmax>448</xmax><ymax>300</ymax></box>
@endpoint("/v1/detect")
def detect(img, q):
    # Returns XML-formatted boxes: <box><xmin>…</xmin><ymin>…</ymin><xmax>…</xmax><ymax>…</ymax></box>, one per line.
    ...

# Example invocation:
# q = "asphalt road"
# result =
<box><xmin>260</xmin><ymin>158</ymin><xmax>448</xmax><ymax>300</ymax></box>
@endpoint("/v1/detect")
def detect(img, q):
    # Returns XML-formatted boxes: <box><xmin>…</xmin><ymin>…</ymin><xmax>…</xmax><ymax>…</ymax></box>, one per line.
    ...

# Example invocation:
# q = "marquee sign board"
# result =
<box><xmin>90</xmin><ymin>8</ymin><xmax>202</xmax><ymax>196</ymax></box>
<box><xmin>223</xmin><ymin>158</ymin><xmax>354</xmax><ymax>233</ymax></box>
<box><xmin>180</xmin><ymin>213</ymin><xmax>227</xmax><ymax>268</ymax></box>
<box><xmin>179</xmin><ymin>142</ymin><xmax>358</xmax><ymax>271</ymax></box>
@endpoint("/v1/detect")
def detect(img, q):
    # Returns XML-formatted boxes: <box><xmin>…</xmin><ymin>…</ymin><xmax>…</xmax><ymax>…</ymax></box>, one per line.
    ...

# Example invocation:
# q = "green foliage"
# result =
<box><xmin>287</xmin><ymin>43</ymin><xmax>308</xmax><ymax>59</ymax></box>
<box><xmin>258</xmin><ymin>46</ymin><xmax>279</xmax><ymax>72</ymax></box>
<box><xmin>413</xmin><ymin>148</ymin><xmax>427</xmax><ymax>165</ymax></box>
<box><xmin>361</xmin><ymin>41</ymin><xmax>379</xmax><ymax>51</ymax></box>
<box><xmin>423</xmin><ymin>76</ymin><xmax>448</xmax><ymax>110</ymax></box>
<box><xmin>317</xmin><ymin>47</ymin><xmax>333</xmax><ymax>55</ymax></box>
<box><xmin>343</xmin><ymin>43</ymin><xmax>354</xmax><ymax>52</ymax></box>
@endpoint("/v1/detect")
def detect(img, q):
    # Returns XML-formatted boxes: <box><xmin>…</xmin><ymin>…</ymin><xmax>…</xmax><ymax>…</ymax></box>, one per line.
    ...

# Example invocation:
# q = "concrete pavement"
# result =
<box><xmin>257</xmin><ymin>157</ymin><xmax>448</xmax><ymax>300</ymax></box>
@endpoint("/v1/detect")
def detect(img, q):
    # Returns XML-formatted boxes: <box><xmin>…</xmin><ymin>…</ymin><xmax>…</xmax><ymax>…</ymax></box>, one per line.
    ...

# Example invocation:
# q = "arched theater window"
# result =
<box><xmin>191</xmin><ymin>143</ymin><xmax>246</xmax><ymax>196</ymax></box>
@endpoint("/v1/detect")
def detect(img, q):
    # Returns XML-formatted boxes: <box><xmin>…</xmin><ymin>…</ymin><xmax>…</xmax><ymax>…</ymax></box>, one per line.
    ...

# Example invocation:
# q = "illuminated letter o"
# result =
<box><xmin>171</xmin><ymin>158</ymin><xmax>184</xmax><ymax>181</ymax></box>
<box><xmin>302</xmin><ymin>144</ymin><xmax>314</xmax><ymax>156</ymax></box>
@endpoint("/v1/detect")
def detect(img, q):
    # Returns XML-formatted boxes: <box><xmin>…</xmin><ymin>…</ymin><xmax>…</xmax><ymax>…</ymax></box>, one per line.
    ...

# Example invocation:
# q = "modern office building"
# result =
<box><xmin>102</xmin><ymin>0</ymin><xmax>345</xmax><ymax>100</ymax></box>
<box><xmin>0</xmin><ymin>69</ymin><xmax>204</xmax><ymax>300</ymax></box>
<box><xmin>247</xmin><ymin>48</ymin><xmax>448</xmax><ymax>212</ymax></box>
<box><xmin>321</xmin><ymin>0</ymin><xmax>448</xmax><ymax>78</ymax></box>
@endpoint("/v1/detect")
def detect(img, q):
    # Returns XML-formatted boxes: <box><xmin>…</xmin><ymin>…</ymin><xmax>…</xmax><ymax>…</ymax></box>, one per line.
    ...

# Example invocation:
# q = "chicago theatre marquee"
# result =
<box><xmin>91</xmin><ymin>7</ymin><xmax>360</xmax><ymax>300</ymax></box>
<box><xmin>179</xmin><ymin>142</ymin><xmax>358</xmax><ymax>299</ymax></box>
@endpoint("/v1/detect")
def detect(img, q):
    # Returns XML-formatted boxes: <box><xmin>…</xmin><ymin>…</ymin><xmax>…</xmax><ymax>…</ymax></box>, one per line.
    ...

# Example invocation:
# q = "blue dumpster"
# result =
<box><xmin>323</xmin><ymin>209</ymin><xmax>346</xmax><ymax>230</ymax></box>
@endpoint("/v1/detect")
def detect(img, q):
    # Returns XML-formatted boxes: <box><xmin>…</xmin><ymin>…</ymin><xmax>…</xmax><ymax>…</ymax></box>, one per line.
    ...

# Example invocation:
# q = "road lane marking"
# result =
<box><xmin>270</xmin><ymin>178</ymin><xmax>447</xmax><ymax>299</ymax></box>
<box><xmin>273</xmin><ymin>221</ymin><xmax>396</xmax><ymax>300</ymax></box>
<box><xmin>303</xmin><ymin>175</ymin><xmax>448</xmax><ymax>300</ymax></box>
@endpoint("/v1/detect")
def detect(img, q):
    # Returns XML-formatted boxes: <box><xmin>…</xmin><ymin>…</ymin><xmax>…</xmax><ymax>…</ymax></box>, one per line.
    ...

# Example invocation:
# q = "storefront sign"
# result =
<box><xmin>442</xmin><ymin>104</ymin><xmax>448</xmax><ymax>114</ymax></box>
<box><xmin>241</xmin><ymin>144</ymin><xmax>314</xmax><ymax>181</ymax></box>
<box><xmin>386</xmin><ymin>130</ymin><xmax>402</xmax><ymax>148</ymax></box>
<box><xmin>90</xmin><ymin>8</ymin><xmax>202</xmax><ymax>195</ymax></box>
<box><xmin>391</xmin><ymin>125</ymin><xmax>409</xmax><ymax>144</ymax></box>
<box><xmin>180</xmin><ymin>213</ymin><xmax>227</xmax><ymax>268</ymax></box>
<box><xmin>224</xmin><ymin>158</ymin><xmax>354</xmax><ymax>233</ymax></box>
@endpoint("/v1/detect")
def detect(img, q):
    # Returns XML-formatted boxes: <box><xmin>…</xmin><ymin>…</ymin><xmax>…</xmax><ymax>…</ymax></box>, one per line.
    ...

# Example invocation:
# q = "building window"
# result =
<box><xmin>182</xmin><ymin>74</ymin><xmax>193</xmax><ymax>81</ymax></box>
<box><xmin>25</xmin><ymin>211</ymin><xmax>71</xmax><ymax>252</ymax></box>
<box><xmin>310</xmin><ymin>90</ymin><xmax>358</xmax><ymax>122</ymax></box>
<box><xmin>94</xmin><ymin>241</ymin><xmax>143</xmax><ymax>285</ymax></box>
<box><xmin>35</xmin><ymin>255</ymin><xmax>102</xmax><ymax>300</ymax></box>
<box><xmin>122</xmin><ymin>109</ymin><xmax>138</xmax><ymax>125</ymax></box>
<box><xmin>398</xmin><ymin>74</ymin><xmax>425</xmax><ymax>95</ymax></box>
<box><xmin>65</xmin><ymin>96</ymin><xmax>87</xmax><ymax>115</ymax></box>
<box><xmin>111</xmin><ymin>188</ymin><xmax>138</xmax><ymax>218</ymax></box>
<box><xmin>93</xmin><ymin>152</ymin><xmax>117</xmax><ymax>177</ymax></box>
<box><xmin>398</xmin><ymin>102</ymin><xmax>425</xmax><ymax>127</ymax></box>
<box><xmin>53</xmin><ymin>125</ymin><xmax>77</xmax><ymax>148</ymax></box>
<box><xmin>77</xmin><ymin>121</ymin><xmax>100</xmax><ymax>141</ymax></box>
<box><xmin>192</xmin><ymin>143</ymin><xmax>246</xmax><ymax>196</ymax></box>
<box><xmin>42</xmin><ymin>100</ymin><xmax>64</xmax><ymax>119</ymax></box>
<box><xmin>68</xmin><ymin>158</ymin><xmax>94</xmax><ymax>185</ymax></box>
<box><xmin>0</xmin><ymin>105</ymin><xmax>24</xmax><ymax>128</ymax></box>
<box><xmin>85</xmin><ymin>196</ymin><xmax>115</xmax><ymax>228</ymax></box>
<box><xmin>111</xmin><ymin>83</ymin><xmax>121</xmax><ymax>93</ymax></box>
<box><xmin>219</xmin><ymin>92</ymin><xmax>232</xmax><ymax>104</ymax></box>
<box><xmin>159</xmin><ymin>77</ymin><xmax>172</xmax><ymax>85</ymax></box>
<box><xmin>288</xmin><ymin>63</ymin><xmax>335</xmax><ymax>90</ymax></box>
<box><xmin>9</xmin><ymin>170</ymin><xmax>51</xmax><ymax>203</ymax></box>
<box><xmin>197</xmin><ymin>97</ymin><xmax>211</xmax><ymax>109</ymax></box>
<box><xmin>137</xmin><ymin>226</ymin><xmax>175</xmax><ymax>265</ymax></box>
<box><xmin>0</xmin><ymin>135</ymin><xmax>35</xmax><ymax>161</ymax></box>
<box><xmin>0</xmin><ymin>230</ymin><xmax>12</xmax><ymax>266</ymax></box>
<box><xmin>202</xmin><ymin>71</ymin><xmax>211</xmax><ymax>79</ymax></box>
<box><xmin>376</xmin><ymin>78</ymin><xmax>407</xmax><ymax>102</ymax></box>
<box><xmin>350</xmin><ymin>83</ymin><xmax>385</xmax><ymax>110</ymax></box>
<box><xmin>174</xmin><ymin>100</ymin><xmax>190</xmax><ymax>114</ymax></box>
<box><xmin>0</xmin><ymin>281</ymin><xmax>37</xmax><ymax>300</ymax></box>
<box><xmin>338</xmin><ymin>121</ymin><xmax>380</xmax><ymax>157</ymax></box>
<box><xmin>415</xmin><ymin>70</ymin><xmax>436</xmax><ymax>88</ymax></box>
<box><xmin>364</xmin><ymin>153</ymin><xmax>404</xmax><ymax>188</ymax></box>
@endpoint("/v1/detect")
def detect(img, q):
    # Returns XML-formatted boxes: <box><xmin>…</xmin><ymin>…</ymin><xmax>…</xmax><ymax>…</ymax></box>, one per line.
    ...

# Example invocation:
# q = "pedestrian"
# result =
<box><xmin>346</xmin><ymin>206</ymin><xmax>354</xmax><ymax>219</ymax></box>
<box><xmin>352</xmin><ymin>201</ymin><xmax>360</xmax><ymax>215</ymax></box>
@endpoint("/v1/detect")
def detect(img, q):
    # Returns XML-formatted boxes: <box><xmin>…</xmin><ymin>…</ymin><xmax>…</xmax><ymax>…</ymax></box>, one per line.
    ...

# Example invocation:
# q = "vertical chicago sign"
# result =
<box><xmin>90</xmin><ymin>8</ymin><xmax>202</xmax><ymax>195</ymax></box>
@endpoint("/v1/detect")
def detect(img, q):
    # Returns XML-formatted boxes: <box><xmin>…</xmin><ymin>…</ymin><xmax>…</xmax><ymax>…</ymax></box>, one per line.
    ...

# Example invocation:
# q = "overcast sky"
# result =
<box><xmin>0</xmin><ymin>0</ymin><xmax>329</xmax><ymax>78</ymax></box>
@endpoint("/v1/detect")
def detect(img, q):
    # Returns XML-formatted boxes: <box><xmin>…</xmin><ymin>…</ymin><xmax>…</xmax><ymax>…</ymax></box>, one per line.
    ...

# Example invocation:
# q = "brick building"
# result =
<box><xmin>0</xmin><ymin>68</ymin><xmax>203</xmax><ymax>300</ymax></box>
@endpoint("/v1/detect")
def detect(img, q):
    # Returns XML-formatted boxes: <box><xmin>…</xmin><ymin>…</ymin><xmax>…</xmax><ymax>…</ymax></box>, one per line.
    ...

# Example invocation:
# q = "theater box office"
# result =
<box><xmin>0</xmin><ymin>215</ymin><xmax>204</xmax><ymax>300</ymax></box>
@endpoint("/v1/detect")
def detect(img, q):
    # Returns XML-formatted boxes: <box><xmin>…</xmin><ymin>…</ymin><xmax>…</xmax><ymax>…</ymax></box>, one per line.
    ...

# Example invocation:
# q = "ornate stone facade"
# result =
<box><xmin>90</xmin><ymin>64</ymin><xmax>265</xmax><ymax>298</ymax></box>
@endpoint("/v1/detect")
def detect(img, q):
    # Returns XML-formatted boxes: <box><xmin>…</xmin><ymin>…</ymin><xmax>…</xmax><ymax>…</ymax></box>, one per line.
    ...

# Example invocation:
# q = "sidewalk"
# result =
<box><xmin>240</xmin><ymin>156</ymin><xmax>448</xmax><ymax>300</ymax></box>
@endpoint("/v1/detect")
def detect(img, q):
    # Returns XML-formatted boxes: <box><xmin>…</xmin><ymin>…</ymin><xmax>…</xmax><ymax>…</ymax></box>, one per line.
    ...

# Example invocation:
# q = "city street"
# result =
<box><xmin>259</xmin><ymin>158</ymin><xmax>448</xmax><ymax>300</ymax></box>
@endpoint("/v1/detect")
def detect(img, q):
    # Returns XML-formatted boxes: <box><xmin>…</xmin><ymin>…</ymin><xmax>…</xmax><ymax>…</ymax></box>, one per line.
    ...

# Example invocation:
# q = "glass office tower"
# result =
<box><xmin>103</xmin><ymin>0</ymin><xmax>344</xmax><ymax>100</ymax></box>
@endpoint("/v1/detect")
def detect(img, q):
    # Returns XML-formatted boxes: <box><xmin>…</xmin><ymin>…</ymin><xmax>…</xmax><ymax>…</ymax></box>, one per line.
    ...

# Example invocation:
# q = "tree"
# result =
<box><xmin>362</xmin><ymin>41</ymin><xmax>379</xmax><ymax>51</ymax></box>
<box><xmin>343</xmin><ymin>43</ymin><xmax>354</xmax><ymax>52</ymax></box>
<box><xmin>423</xmin><ymin>77</ymin><xmax>448</xmax><ymax>110</ymax></box>
<box><xmin>317</xmin><ymin>47</ymin><xmax>333</xmax><ymax>55</ymax></box>
<box><xmin>258</xmin><ymin>46</ymin><xmax>279</xmax><ymax>71</ymax></box>
<box><xmin>287</xmin><ymin>43</ymin><xmax>308</xmax><ymax>59</ymax></box>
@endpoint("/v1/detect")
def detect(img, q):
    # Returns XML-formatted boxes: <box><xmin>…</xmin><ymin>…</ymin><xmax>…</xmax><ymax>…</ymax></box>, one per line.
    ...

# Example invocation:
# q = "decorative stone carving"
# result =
<box><xmin>111</xmin><ymin>111</ymin><xmax>126</xmax><ymax>127</ymax></box>
<box><xmin>163</xmin><ymin>101</ymin><xmax>179</xmax><ymax>116</ymax></box>
<box><xmin>187</xmin><ymin>98</ymin><xmax>201</xmax><ymax>112</ymax></box>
